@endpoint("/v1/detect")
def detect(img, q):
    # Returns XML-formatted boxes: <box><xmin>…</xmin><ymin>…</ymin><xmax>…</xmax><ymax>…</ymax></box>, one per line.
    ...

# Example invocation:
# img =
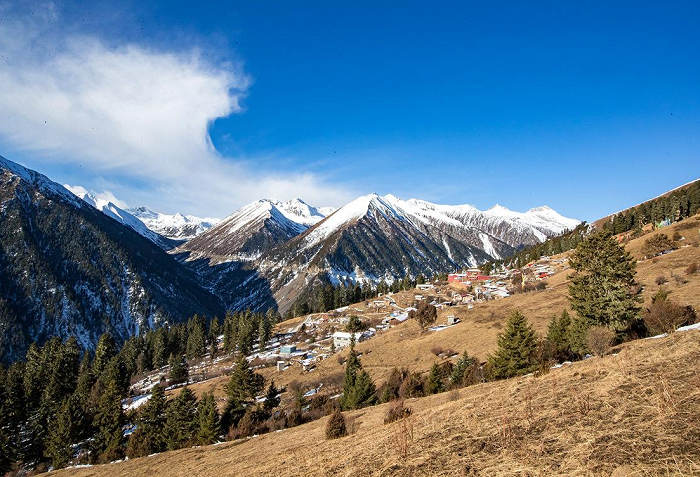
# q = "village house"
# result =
<box><xmin>332</xmin><ymin>331</ymin><xmax>365</xmax><ymax>348</ymax></box>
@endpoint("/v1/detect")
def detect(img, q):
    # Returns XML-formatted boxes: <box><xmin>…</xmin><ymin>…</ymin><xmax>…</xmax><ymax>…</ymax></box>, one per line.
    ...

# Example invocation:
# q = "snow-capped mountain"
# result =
<box><xmin>0</xmin><ymin>156</ymin><xmax>221</xmax><ymax>362</ymax></box>
<box><xmin>128</xmin><ymin>206</ymin><xmax>220</xmax><ymax>241</ymax></box>
<box><xmin>64</xmin><ymin>185</ymin><xmax>172</xmax><ymax>248</ymax></box>
<box><xmin>177</xmin><ymin>193</ymin><xmax>579</xmax><ymax>312</ymax></box>
<box><xmin>177</xmin><ymin>198</ymin><xmax>331</xmax><ymax>261</ymax></box>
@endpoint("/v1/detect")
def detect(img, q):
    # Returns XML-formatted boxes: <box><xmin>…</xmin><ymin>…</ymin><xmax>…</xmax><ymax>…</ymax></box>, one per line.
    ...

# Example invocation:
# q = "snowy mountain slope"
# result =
<box><xmin>260</xmin><ymin>193</ymin><xmax>515</xmax><ymax>285</ymax></box>
<box><xmin>176</xmin><ymin>198</ymin><xmax>330</xmax><ymax>262</ymax></box>
<box><xmin>64</xmin><ymin>186</ymin><xmax>175</xmax><ymax>248</ymax></box>
<box><xmin>178</xmin><ymin>192</ymin><xmax>579</xmax><ymax>313</ymax></box>
<box><xmin>0</xmin><ymin>156</ymin><xmax>222</xmax><ymax>362</ymax></box>
<box><xmin>128</xmin><ymin>206</ymin><xmax>220</xmax><ymax>241</ymax></box>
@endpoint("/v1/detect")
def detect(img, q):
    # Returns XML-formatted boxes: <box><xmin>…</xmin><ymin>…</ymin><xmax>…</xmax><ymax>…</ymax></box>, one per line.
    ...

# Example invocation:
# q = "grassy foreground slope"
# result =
<box><xmin>60</xmin><ymin>327</ymin><xmax>700</xmax><ymax>476</ymax></box>
<box><xmin>57</xmin><ymin>216</ymin><xmax>700</xmax><ymax>476</ymax></box>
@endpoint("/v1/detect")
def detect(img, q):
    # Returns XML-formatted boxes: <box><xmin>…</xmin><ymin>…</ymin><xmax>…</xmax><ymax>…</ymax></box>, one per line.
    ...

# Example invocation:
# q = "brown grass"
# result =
<box><xmin>58</xmin><ymin>329</ymin><xmax>700</xmax><ymax>476</ymax></box>
<box><xmin>66</xmin><ymin>216</ymin><xmax>700</xmax><ymax>475</ymax></box>
<box><xmin>169</xmin><ymin>217</ymin><xmax>700</xmax><ymax>414</ymax></box>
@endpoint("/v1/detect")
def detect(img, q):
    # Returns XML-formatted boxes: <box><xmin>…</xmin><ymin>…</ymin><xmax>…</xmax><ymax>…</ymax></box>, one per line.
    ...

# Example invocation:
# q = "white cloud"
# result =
<box><xmin>0</xmin><ymin>4</ymin><xmax>355</xmax><ymax>216</ymax></box>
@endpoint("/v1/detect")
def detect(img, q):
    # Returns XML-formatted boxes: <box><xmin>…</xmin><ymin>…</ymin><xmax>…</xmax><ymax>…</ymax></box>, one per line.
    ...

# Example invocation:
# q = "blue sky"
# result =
<box><xmin>0</xmin><ymin>1</ymin><xmax>698</xmax><ymax>220</ymax></box>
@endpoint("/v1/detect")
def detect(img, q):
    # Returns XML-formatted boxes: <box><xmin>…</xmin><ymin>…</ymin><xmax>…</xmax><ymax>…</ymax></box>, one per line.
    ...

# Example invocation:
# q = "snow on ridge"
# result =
<box><xmin>0</xmin><ymin>155</ymin><xmax>84</xmax><ymax>207</ymax></box>
<box><xmin>129</xmin><ymin>206</ymin><xmax>220</xmax><ymax>240</ymax></box>
<box><xmin>63</xmin><ymin>187</ymin><xmax>165</xmax><ymax>244</ymax></box>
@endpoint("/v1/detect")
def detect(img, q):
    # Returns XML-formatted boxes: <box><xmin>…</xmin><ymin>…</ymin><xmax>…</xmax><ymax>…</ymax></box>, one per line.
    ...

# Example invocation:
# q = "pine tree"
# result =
<box><xmin>93</xmin><ymin>333</ymin><xmax>117</xmax><ymax>377</ymax></box>
<box><xmin>92</xmin><ymin>381</ymin><xmax>124</xmax><ymax>463</ymax></box>
<box><xmin>258</xmin><ymin>312</ymin><xmax>272</xmax><ymax>352</ymax></box>
<box><xmin>44</xmin><ymin>398</ymin><xmax>74</xmax><ymax>469</ymax></box>
<box><xmin>262</xmin><ymin>380</ymin><xmax>281</xmax><ymax>413</ymax></box>
<box><xmin>168</xmin><ymin>354</ymin><xmax>189</xmax><ymax>384</ymax></box>
<box><xmin>488</xmin><ymin>311</ymin><xmax>539</xmax><ymax>379</ymax></box>
<box><xmin>151</xmin><ymin>328</ymin><xmax>169</xmax><ymax>368</ymax></box>
<box><xmin>340</xmin><ymin>345</ymin><xmax>362</xmax><ymax>410</ymax></box>
<box><xmin>165</xmin><ymin>387</ymin><xmax>198</xmax><ymax>450</ymax></box>
<box><xmin>348</xmin><ymin>370</ymin><xmax>377</xmax><ymax>409</ymax></box>
<box><xmin>224</xmin><ymin>358</ymin><xmax>263</xmax><ymax>427</ymax></box>
<box><xmin>568</xmin><ymin>230</ymin><xmax>641</xmax><ymax>335</ymax></box>
<box><xmin>448</xmin><ymin>351</ymin><xmax>475</xmax><ymax>388</ymax></box>
<box><xmin>340</xmin><ymin>342</ymin><xmax>376</xmax><ymax>410</ymax></box>
<box><xmin>208</xmin><ymin>317</ymin><xmax>221</xmax><ymax>358</ymax></box>
<box><xmin>545</xmin><ymin>311</ymin><xmax>572</xmax><ymax>360</ymax></box>
<box><xmin>186</xmin><ymin>315</ymin><xmax>206</xmax><ymax>359</ymax></box>
<box><xmin>127</xmin><ymin>384</ymin><xmax>167</xmax><ymax>458</ymax></box>
<box><xmin>425</xmin><ymin>363</ymin><xmax>445</xmax><ymax>394</ymax></box>
<box><xmin>2</xmin><ymin>362</ymin><xmax>25</xmax><ymax>468</ymax></box>
<box><xmin>196</xmin><ymin>392</ymin><xmax>221</xmax><ymax>445</ymax></box>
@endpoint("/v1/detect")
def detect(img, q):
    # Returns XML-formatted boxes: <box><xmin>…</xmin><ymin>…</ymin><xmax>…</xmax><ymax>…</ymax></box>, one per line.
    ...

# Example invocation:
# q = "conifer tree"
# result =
<box><xmin>224</xmin><ymin>358</ymin><xmax>264</xmax><ymax>427</ymax></box>
<box><xmin>44</xmin><ymin>398</ymin><xmax>74</xmax><ymax>469</ymax></box>
<box><xmin>262</xmin><ymin>380</ymin><xmax>281</xmax><ymax>413</ymax></box>
<box><xmin>448</xmin><ymin>351</ymin><xmax>475</xmax><ymax>388</ymax></box>
<box><xmin>168</xmin><ymin>354</ymin><xmax>189</xmax><ymax>384</ymax></box>
<box><xmin>165</xmin><ymin>387</ymin><xmax>199</xmax><ymax>450</ymax></box>
<box><xmin>92</xmin><ymin>381</ymin><xmax>124</xmax><ymax>463</ymax></box>
<box><xmin>340</xmin><ymin>344</ymin><xmax>362</xmax><ymax>410</ymax></box>
<box><xmin>0</xmin><ymin>367</ymin><xmax>13</xmax><ymax>474</ymax></box>
<box><xmin>488</xmin><ymin>311</ymin><xmax>539</xmax><ymax>379</ymax></box>
<box><xmin>93</xmin><ymin>333</ymin><xmax>117</xmax><ymax>377</ymax></box>
<box><xmin>347</xmin><ymin>370</ymin><xmax>377</xmax><ymax>409</ymax></box>
<box><xmin>186</xmin><ymin>315</ymin><xmax>206</xmax><ymax>359</ymax></box>
<box><xmin>258</xmin><ymin>312</ymin><xmax>272</xmax><ymax>352</ymax></box>
<box><xmin>568</xmin><ymin>230</ymin><xmax>641</xmax><ymax>336</ymax></box>
<box><xmin>425</xmin><ymin>363</ymin><xmax>445</xmax><ymax>394</ymax></box>
<box><xmin>2</xmin><ymin>362</ymin><xmax>25</xmax><ymax>467</ymax></box>
<box><xmin>197</xmin><ymin>392</ymin><xmax>221</xmax><ymax>445</ymax></box>
<box><xmin>340</xmin><ymin>341</ymin><xmax>376</xmax><ymax>410</ymax></box>
<box><xmin>151</xmin><ymin>328</ymin><xmax>169</xmax><ymax>368</ymax></box>
<box><xmin>545</xmin><ymin>310</ymin><xmax>573</xmax><ymax>360</ymax></box>
<box><xmin>127</xmin><ymin>384</ymin><xmax>167</xmax><ymax>458</ymax></box>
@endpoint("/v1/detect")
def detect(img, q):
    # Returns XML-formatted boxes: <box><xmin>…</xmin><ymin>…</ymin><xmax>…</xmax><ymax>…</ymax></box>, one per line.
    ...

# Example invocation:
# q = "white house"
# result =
<box><xmin>332</xmin><ymin>332</ymin><xmax>364</xmax><ymax>348</ymax></box>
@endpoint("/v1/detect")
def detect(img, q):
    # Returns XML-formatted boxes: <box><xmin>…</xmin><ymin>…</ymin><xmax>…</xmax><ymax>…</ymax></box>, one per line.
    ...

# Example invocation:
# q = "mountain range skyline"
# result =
<box><xmin>1</xmin><ymin>2</ymin><xmax>698</xmax><ymax>220</ymax></box>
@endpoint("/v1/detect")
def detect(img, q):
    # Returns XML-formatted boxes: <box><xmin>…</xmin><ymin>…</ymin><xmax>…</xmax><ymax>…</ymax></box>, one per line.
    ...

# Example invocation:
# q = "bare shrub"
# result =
<box><xmin>409</xmin><ymin>301</ymin><xmax>438</xmax><ymax>330</ymax></box>
<box><xmin>390</xmin><ymin>413</ymin><xmax>414</xmax><ymax>457</ymax></box>
<box><xmin>399</xmin><ymin>372</ymin><xmax>424</xmax><ymax>398</ymax></box>
<box><xmin>448</xmin><ymin>389</ymin><xmax>460</xmax><ymax>401</ymax></box>
<box><xmin>655</xmin><ymin>275</ymin><xmax>668</xmax><ymax>285</ymax></box>
<box><xmin>642</xmin><ymin>233</ymin><xmax>674</xmax><ymax>257</ymax></box>
<box><xmin>574</xmin><ymin>393</ymin><xmax>592</xmax><ymax>416</ymax></box>
<box><xmin>384</xmin><ymin>399</ymin><xmax>412</xmax><ymax>424</ymax></box>
<box><xmin>336</xmin><ymin>354</ymin><xmax>346</xmax><ymax>365</ymax></box>
<box><xmin>643</xmin><ymin>293</ymin><xmax>697</xmax><ymax>335</ymax></box>
<box><xmin>586</xmin><ymin>326</ymin><xmax>615</xmax><ymax>357</ymax></box>
<box><xmin>654</xmin><ymin>374</ymin><xmax>677</xmax><ymax>415</ymax></box>
<box><xmin>673</xmin><ymin>273</ymin><xmax>689</xmax><ymax>286</ymax></box>
<box><xmin>430</xmin><ymin>345</ymin><xmax>443</xmax><ymax>356</ymax></box>
<box><xmin>325</xmin><ymin>409</ymin><xmax>347</xmax><ymax>439</ymax></box>
<box><xmin>499</xmin><ymin>412</ymin><xmax>515</xmax><ymax>449</ymax></box>
<box><xmin>686</xmin><ymin>262</ymin><xmax>698</xmax><ymax>275</ymax></box>
<box><xmin>672</xmin><ymin>231</ymin><xmax>682</xmax><ymax>241</ymax></box>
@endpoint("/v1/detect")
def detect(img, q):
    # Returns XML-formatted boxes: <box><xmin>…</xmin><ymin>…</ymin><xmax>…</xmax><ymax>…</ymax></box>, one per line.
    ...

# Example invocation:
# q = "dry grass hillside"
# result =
<box><xmin>60</xmin><ymin>216</ymin><xmax>700</xmax><ymax>476</ymax></box>
<box><xmin>60</xmin><ymin>326</ymin><xmax>700</xmax><ymax>476</ymax></box>
<box><xmin>181</xmin><ymin>216</ymin><xmax>700</xmax><ymax>406</ymax></box>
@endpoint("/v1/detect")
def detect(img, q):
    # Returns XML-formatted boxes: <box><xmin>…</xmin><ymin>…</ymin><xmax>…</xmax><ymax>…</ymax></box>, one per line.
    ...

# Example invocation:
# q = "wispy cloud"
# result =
<box><xmin>0</xmin><ymin>3</ymin><xmax>355</xmax><ymax>216</ymax></box>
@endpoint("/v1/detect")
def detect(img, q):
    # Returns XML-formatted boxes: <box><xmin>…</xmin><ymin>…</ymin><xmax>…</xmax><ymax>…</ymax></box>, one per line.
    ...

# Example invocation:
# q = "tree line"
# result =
<box><xmin>602</xmin><ymin>179</ymin><xmax>700</xmax><ymax>235</ymax></box>
<box><xmin>287</xmin><ymin>274</ymin><xmax>436</xmax><ymax>318</ymax></box>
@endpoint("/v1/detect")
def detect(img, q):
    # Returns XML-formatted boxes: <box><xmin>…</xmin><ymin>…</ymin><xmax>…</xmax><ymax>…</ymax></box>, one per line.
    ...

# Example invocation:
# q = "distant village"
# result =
<box><xmin>235</xmin><ymin>256</ymin><xmax>570</xmax><ymax>386</ymax></box>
